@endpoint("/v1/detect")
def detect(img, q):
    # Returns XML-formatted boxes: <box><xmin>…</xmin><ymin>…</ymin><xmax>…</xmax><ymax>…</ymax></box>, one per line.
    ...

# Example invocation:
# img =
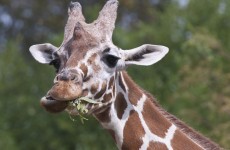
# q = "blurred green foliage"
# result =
<box><xmin>0</xmin><ymin>0</ymin><xmax>229</xmax><ymax>149</ymax></box>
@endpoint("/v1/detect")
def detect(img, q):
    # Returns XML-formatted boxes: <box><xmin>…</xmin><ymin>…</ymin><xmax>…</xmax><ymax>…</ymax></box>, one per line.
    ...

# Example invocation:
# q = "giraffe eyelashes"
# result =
<box><xmin>102</xmin><ymin>54</ymin><xmax>120</xmax><ymax>68</ymax></box>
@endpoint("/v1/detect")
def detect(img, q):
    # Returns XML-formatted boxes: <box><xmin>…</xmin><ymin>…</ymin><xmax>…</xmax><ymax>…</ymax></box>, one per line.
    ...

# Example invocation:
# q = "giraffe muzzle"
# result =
<box><xmin>40</xmin><ymin>72</ymin><xmax>83</xmax><ymax>113</ymax></box>
<box><xmin>47</xmin><ymin>81</ymin><xmax>82</xmax><ymax>101</ymax></box>
<box><xmin>48</xmin><ymin>71</ymin><xmax>83</xmax><ymax>101</ymax></box>
<box><xmin>40</xmin><ymin>81</ymin><xmax>82</xmax><ymax>113</ymax></box>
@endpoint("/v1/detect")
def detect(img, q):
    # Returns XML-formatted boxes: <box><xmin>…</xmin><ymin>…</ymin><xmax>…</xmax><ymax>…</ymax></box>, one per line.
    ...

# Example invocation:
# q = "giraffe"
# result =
<box><xmin>29</xmin><ymin>0</ymin><xmax>221</xmax><ymax>149</ymax></box>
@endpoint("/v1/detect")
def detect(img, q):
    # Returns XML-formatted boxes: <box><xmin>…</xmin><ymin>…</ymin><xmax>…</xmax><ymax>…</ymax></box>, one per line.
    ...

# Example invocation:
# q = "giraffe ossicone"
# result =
<box><xmin>29</xmin><ymin>0</ymin><xmax>220</xmax><ymax>149</ymax></box>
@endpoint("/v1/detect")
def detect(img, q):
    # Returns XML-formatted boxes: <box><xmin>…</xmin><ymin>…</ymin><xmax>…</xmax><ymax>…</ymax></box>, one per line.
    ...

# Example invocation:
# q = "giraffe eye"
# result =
<box><xmin>49</xmin><ymin>59</ymin><xmax>60</xmax><ymax>72</ymax></box>
<box><xmin>102</xmin><ymin>54</ymin><xmax>120</xmax><ymax>68</ymax></box>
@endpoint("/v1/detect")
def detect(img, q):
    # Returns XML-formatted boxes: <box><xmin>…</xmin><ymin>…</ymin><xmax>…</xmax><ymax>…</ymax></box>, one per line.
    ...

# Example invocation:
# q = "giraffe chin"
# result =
<box><xmin>40</xmin><ymin>96</ymin><xmax>69</xmax><ymax>113</ymax></box>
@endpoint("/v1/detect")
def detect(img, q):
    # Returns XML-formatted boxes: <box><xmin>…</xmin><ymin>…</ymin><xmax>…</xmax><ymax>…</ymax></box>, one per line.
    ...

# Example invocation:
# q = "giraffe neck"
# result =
<box><xmin>94</xmin><ymin>71</ymin><xmax>219</xmax><ymax>150</ymax></box>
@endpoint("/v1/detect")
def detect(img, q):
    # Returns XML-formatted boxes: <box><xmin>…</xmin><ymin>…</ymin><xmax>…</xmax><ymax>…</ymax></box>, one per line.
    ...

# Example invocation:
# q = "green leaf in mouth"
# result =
<box><xmin>68</xmin><ymin>97</ymin><xmax>102</xmax><ymax>124</ymax></box>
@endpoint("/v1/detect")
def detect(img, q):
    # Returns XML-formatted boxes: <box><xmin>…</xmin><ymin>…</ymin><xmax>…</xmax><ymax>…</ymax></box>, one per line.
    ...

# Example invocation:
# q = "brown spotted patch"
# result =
<box><xmin>94</xmin><ymin>81</ymin><xmax>107</xmax><ymax>99</ymax></box>
<box><xmin>142</xmin><ymin>99</ymin><xmax>171</xmax><ymax>138</ymax></box>
<box><xmin>102</xmin><ymin>93</ymin><xmax>112</xmax><ymax>103</ymax></box>
<box><xmin>79</xmin><ymin>63</ymin><xmax>88</xmax><ymax>78</ymax></box>
<box><xmin>171</xmin><ymin>130</ymin><xmax>203</xmax><ymax>150</ymax></box>
<box><xmin>142</xmin><ymin>92</ymin><xmax>220</xmax><ymax>149</ymax></box>
<box><xmin>147</xmin><ymin>142</ymin><xmax>168</xmax><ymax>150</ymax></box>
<box><xmin>90</xmin><ymin>82</ymin><xmax>99</xmax><ymax>94</ymax></box>
<box><xmin>121</xmin><ymin>72</ymin><xmax>143</xmax><ymax>106</ymax></box>
<box><xmin>87</xmin><ymin>53</ymin><xmax>101</xmax><ymax>73</ymax></box>
<box><xmin>114</xmin><ymin>92</ymin><xmax>127</xmax><ymax>119</ymax></box>
<box><xmin>122</xmin><ymin>110</ymin><xmax>145</xmax><ymax>150</ymax></box>
<box><xmin>66</xmin><ymin>50</ymin><xmax>86</xmax><ymax>67</ymax></box>
<box><xmin>108</xmin><ymin>77</ymin><xmax>114</xmax><ymax>89</ymax></box>
<box><xmin>82</xmin><ymin>89</ymin><xmax>89</xmax><ymax>97</ymax></box>
<box><xmin>94</xmin><ymin>107</ymin><xmax>111</xmax><ymax>123</ymax></box>
<box><xmin>87</xmin><ymin>53</ymin><xmax>97</xmax><ymax>65</ymax></box>
<box><xmin>118</xmin><ymin>73</ymin><xmax>126</xmax><ymax>92</ymax></box>
<box><xmin>112</xmin><ymin>84</ymin><xmax>115</xmax><ymax>96</ymax></box>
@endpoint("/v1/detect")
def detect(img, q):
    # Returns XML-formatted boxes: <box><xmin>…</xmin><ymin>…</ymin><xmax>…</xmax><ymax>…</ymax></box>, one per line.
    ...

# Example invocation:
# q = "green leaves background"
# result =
<box><xmin>0</xmin><ymin>0</ymin><xmax>229</xmax><ymax>149</ymax></box>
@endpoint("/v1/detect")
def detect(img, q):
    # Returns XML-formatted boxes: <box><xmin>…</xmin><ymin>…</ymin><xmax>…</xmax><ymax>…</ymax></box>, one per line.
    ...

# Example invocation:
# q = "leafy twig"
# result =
<box><xmin>68</xmin><ymin>97</ymin><xmax>101</xmax><ymax>124</ymax></box>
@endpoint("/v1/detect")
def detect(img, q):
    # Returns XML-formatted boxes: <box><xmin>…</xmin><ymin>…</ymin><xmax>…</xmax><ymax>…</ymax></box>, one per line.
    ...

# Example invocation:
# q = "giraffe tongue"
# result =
<box><xmin>40</xmin><ymin>96</ymin><xmax>69</xmax><ymax>113</ymax></box>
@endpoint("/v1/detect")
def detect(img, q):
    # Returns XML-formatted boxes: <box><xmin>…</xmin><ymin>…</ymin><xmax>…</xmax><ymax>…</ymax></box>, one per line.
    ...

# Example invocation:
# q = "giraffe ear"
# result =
<box><xmin>29</xmin><ymin>43</ymin><xmax>58</xmax><ymax>64</ymax></box>
<box><xmin>122</xmin><ymin>44</ymin><xmax>169</xmax><ymax>66</ymax></box>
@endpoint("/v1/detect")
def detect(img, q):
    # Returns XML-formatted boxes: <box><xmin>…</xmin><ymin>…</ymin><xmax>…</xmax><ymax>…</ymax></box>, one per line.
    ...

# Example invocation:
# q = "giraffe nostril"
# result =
<box><xmin>70</xmin><ymin>75</ymin><xmax>76</xmax><ymax>81</ymax></box>
<box><xmin>65</xmin><ymin>72</ymin><xmax>79</xmax><ymax>82</ymax></box>
<box><xmin>54</xmin><ymin>70</ymin><xmax>80</xmax><ymax>82</ymax></box>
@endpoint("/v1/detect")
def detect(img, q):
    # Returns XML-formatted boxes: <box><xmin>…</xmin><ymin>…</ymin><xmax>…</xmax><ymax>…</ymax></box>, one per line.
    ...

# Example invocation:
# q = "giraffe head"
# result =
<box><xmin>29</xmin><ymin>0</ymin><xmax>168</xmax><ymax>114</ymax></box>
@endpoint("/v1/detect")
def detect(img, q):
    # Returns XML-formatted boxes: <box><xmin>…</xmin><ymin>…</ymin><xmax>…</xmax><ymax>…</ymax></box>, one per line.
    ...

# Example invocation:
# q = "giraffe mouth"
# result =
<box><xmin>39</xmin><ymin>80</ymin><xmax>83</xmax><ymax>113</ymax></box>
<box><xmin>40</xmin><ymin>96</ymin><xmax>72</xmax><ymax>113</ymax></box>
<box><xmin>65</xmin><ymin>97</ymin><xmax>102</xmax><ymax>116</ymax></box>
<box><xmin>40</xmin><ymin>95</ymin><xmax>101</xmax><ymax>115</ymax></box>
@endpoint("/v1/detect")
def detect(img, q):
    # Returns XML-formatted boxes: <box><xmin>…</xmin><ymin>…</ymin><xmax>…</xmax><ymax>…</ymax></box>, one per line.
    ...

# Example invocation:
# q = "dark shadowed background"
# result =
<box><xmin>0</xmin><ymin>0</ymin><xmax>229</xmax><ymax>149</ymax></box>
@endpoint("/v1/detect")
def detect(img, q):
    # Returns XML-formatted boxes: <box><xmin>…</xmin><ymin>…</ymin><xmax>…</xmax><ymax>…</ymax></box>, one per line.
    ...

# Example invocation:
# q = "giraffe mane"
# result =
<box><xmin>143</xmin><ymin>92</ymin><xmax>220</xmax><ymax>150</ymax></box>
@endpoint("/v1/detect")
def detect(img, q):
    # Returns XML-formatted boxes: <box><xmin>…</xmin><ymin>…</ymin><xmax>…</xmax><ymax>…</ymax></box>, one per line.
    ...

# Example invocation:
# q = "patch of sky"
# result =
<box><xmin>218</xmin><ymin>1</ymin><xmax>226</xmax><ymax>14</ymax></box>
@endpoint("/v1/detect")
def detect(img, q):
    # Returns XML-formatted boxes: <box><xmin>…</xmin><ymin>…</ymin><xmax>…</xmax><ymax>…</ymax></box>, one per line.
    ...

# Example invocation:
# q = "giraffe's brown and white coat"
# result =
<box><xmin>93</xmin><ymin>72</ymin><xmax>218</xmax><ymax>150</ymax></box>
<box><xmin>30</xmin><ymin>0</ymin><xmax>221</xmax><ymax>150</ymax></box>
